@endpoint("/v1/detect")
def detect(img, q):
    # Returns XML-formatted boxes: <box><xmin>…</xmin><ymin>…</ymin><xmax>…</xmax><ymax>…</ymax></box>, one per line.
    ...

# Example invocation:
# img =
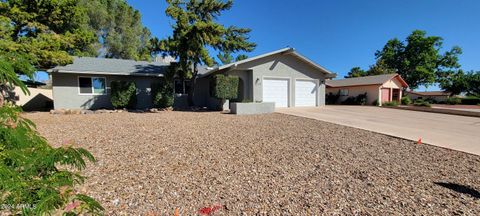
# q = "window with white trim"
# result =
<box><xmin>78</xmin><ymin>77</ymin><xmax>106</xmax><ymax>95</ymax></box>
<box><xmin>340</xmin><ymin>89</ymin><xmax>349</xmax><ymax>96</ymax></box>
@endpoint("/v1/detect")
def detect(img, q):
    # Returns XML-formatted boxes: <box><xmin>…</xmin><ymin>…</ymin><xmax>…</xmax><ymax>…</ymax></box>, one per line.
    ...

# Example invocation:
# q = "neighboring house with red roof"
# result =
<box><xmin>405</xmin><ymin>91</ymin><xmax>452</xmax><ymax>103</ymax></box>
<box><xmin>326</xmin><ymin>74</ymin><xmax>409</xmax><ymax>106</ymax></box>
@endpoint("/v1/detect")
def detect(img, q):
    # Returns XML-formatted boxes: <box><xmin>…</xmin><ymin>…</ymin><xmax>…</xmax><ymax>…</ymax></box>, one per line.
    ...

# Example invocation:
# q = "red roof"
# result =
<box><xmin>326</xmin><ymin>73</ymin><xmax>408</xmax><ymax>88</ymax></box>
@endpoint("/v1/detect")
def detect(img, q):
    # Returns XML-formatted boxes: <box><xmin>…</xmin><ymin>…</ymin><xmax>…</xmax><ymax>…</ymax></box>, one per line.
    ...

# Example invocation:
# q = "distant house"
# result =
<box><xmin>406</xmin><ymin>91</ymin><xmax>452</xmax><ymax>102</ymax></box>
<box><xmin>326</xmin><ymin>74</ymin><xmax>408</xmax><ymax>106</ymax></box>
<box><xmin>47</xmin><ymin>48</ymin><xmax>336</xmax><ymax>110</ymax></box>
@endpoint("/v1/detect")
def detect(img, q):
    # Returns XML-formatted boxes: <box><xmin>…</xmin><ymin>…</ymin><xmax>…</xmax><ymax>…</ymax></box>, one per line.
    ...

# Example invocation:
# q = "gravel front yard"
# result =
<box><xmin>26</xmin><ymin>111</ymin><xmax>480</xmax><ymax>215</ymax></box>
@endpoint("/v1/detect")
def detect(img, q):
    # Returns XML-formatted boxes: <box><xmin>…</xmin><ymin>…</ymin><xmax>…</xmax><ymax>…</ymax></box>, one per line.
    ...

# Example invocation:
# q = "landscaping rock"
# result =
<box><xmin>50</xmin><ymin>109</ymin><xmax>64</xmax><ymax>115</ymax></box>
<box><xmin>81</xmin><ymin>110</ymin><xmax>94</xmax><ymax>115</ymax></box>
<box><xmin>70</xmin><ymin>109</ymin><xmax>82</xmax><ymax>115</ymax></box>
<box><xmin>94</xmin><ymin>109</ymin><xmax>110</xmax><ymax>114</ymax></box>
<box><xmin>26</xmin><ymin>112</ymin><xmax>480</xmax><ymax>215</ymax></box>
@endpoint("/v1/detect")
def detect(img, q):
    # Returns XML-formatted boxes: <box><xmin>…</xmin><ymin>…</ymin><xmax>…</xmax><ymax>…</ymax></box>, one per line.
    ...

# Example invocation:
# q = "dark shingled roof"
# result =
<box><xmin>326</xmin><ymin>74</ymin><xmax>408</xmax><ymax>87</ymax></box>
<box><xmin>48</xmin><ymin>57</ymin><xmax>169</xmax><ymax>77</ymax></box>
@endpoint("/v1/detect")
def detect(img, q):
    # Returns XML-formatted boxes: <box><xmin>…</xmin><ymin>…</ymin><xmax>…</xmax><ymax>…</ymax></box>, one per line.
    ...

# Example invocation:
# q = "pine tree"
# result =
<box><xmin>156</xmin><ymin>0</ymin><xmax>256</xmax><ymax>105</ymax></box>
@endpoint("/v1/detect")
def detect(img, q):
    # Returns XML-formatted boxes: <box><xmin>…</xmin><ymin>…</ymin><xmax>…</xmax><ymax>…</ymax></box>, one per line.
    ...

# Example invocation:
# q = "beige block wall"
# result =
<box><xmin>14</xmin><ymin>86</ymin><xmax>53</xmax><ymax>106</ymax></box>
<box><xmin>326</xmin><ymin>85</ymin><xmax>380</xmax><ymax>105</ymax></box>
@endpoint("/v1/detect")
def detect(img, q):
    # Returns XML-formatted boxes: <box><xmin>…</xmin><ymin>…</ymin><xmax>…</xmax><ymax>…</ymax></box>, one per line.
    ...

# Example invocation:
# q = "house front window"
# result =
<box><xmin>340</xmin><ymin>89</ymin><xmax>349</xmax><ymax>96</ymax></box>
<box><xmin>78</xmin><ymin>77</ymin><xmax>106</xmax><ymax>95</ymax></box>
<box><xmin>174</xmin><ymin>79</ymin><xmax>191</xmax><ymax>95</ymax></box>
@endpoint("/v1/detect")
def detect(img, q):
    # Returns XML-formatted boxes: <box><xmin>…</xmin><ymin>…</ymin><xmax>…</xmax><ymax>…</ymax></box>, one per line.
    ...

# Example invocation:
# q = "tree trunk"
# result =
<box><xmin>187</xmin><ymin>63</ymin><xmax>198</xmax><ymax>106</ymax></box>
<box><xmin>0</xmin><ymin>93</ymin><xmax>4</xmax><ymax>107</ymax></box>
<box><xmin>0</xmin><ymin>84</ymin><xmax>6</xmax><ymax>107</ymax></box>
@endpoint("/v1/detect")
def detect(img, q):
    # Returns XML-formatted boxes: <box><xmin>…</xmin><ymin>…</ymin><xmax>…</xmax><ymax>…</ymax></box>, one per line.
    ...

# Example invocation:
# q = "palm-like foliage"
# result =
<box><xmin>1</xmin><ymin>1</ymin><xmax>102</xmax><ymax>213</ymax></box>
<box><xmin>0</xmin><ymin>104</ymin><xmax>103</xmax><ymax>214</ymax></box>
<box><xmin>157</xmin><ymin>0</ymin><xmax>256</xmax><ymax>105</ymax></box>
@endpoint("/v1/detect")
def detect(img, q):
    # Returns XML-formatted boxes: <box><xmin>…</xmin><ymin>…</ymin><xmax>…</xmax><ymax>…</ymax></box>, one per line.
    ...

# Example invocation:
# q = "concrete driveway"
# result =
<box><xmin>277</xmin><ymin>106</ymin><xmax>480</xmax><ymax>155</ymax></box>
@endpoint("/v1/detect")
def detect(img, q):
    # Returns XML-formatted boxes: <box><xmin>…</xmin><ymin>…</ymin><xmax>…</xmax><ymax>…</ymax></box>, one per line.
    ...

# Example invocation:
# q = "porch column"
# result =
<box><xmin>398</xmin><ymin>89</ymin><xmax>403</xmax><ymax>102</ymax></box>
<box><xmin>389</xmin><ymin>88</ymin><xmax>393</xmax><ymax>102</ymax></box>
<box><xmin>378</xmin><ymin>87</ymin><xmax>382</xmax><ymax>106</ymax></box>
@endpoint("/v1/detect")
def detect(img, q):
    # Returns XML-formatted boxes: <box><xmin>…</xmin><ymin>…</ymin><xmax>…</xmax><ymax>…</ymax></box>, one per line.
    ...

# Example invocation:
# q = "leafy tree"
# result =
<box><xmin>79</xmin><ymin>0</ymin><xmax>153</xmax><ymax>60</ymax></box>
<box><xmin>374</xmin><ymin>30</ymin><xmax>462</xmax><ymax>89</ymax></box>
<box><xmin>0</xmin><ymin>0</ymin><xmax>100</xmax><ymax>103</ymax></box>
<box><xmin>465</xmin><ymin>71</ymin><xmax>480</xmax><ymax>97</ymax></box>
<box><xmin>156</xmin><ymin>0</ymin><xmax>256</xmax><ymax>105</ymax></box>
<box><xmin>0</xmin><ymin>0</ymin><xmax>98</xmax><ymax>70</ymax></box>
<box><xmin>345</xmin><ymin>61</ymin><xmax>395</xmax><ymax>78</ymax></box>
<box><xmin>438</xmin><ymin>70</ymin><xmax>468</xmax><ymax>96</ymax></box>
<box><xmin>0</xmin><ymin>1</ymin><xmax>102</xmax><ymax>213</ymax></box>
<box><xmin>366</xmin><ymin>60</ymin><xmax>396</xmax><ymax>76</ymax></box>
<box><xmin>347</xmin><ymin>30</ymin><xmax>462</xmax><ymax>90</ymax></box>
<box><xmin>344</xmin><ymin>67</ymin><xmax>367</xmax><ymax>78</ymax></box>
<box><xmin>439</xmin><ymin>70</ymin><xmax>480</xmax><ymax>96</ymax></box>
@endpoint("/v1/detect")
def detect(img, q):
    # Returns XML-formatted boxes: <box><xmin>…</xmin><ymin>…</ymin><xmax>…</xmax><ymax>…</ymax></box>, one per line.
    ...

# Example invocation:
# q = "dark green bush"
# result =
<box><xmin>151</xmin><ymin>79</ymin><xmax>174</xmax><ymax>108</ymax></box>
<box><xmin>382</xmin><ymin>101</ymin><xmax>398</xmax><ymax>106</ymax></box>
<box><xmin>356</xmin><ymin>93</ymin><xmax>368</xmax><ymax>105</ymax></box>
<box><xmin>372</xmin><ymin>99</ymin><xmax>379</xmax><ymax>106</ymax></box>
<box><xmin>446</xmin><ymin>97</ymin><xmax>461</xmax><ymax>105</ymax></box>
<box><xmin>401</xmin><ymin>96</ymin><xmax>411</xmax><ymax>105</ymax></box>
<box><xmin>413</xmin><ymin>99</ymin><xmax>431</xmax><ymax>107</ymax></box>
<box><xmin>341</xmin><ymin>96</ymin><xmax>356</xmax><ymax>105</ymax></box>
<box><xmin>424</xmin><ymin>97</ymin><xmax>438</xmax><ymax>104</ymax></box>
<box><xmin>110</xmin><ymin>81</ymin><xmax>137</xmax><ymax>109</ymax></box>
<box><xmin>211</xmin><ymin>74</ymin><xmax>239</xmax><ymax>100</ymax></box>
<box><xmin>326</xmin><ymin>92</ymin><xmax>340</xmax><ymax>104</ymax></box>
<box><xmin>460</xmin><ymin>96</ymin><xmax>480</xmax><ymax>105</ymax></box>
<box><xmin>341</xmin><ymin>93</ymin><xmax>367</xmax><ymax>105</ymax></box>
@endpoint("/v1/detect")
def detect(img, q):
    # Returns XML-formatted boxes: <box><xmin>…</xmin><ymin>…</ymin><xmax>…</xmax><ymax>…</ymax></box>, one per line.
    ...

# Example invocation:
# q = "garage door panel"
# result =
<box><xmin>263</xmin><ymin>78</ymin><xmax>289</xmax><ymax>108</ymax></box>
<box><xmin>295</xmin><ymin>80</ymin><xmax>317</xmax><ymax>107</ymax></box>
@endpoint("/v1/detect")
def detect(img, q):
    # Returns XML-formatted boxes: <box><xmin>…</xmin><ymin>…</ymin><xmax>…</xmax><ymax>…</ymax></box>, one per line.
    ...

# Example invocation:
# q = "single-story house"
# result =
<box><xmin>47</xmin><ymin>47</ymin><xmax>336</xmax><ymax>110</ymax></box>
<box><xmin>48</xmin><ymin>57</ymin><xmax>170</xmax><ymax>109</ymax></box>
<box><xmin>405</xmin><ymin>91</ymin><xmax>452</xmax><ymax>102</ymax></box>
<box><xmin>326</xmin><ymin>74</ymin><xmax>408</xmax><ymax>106</ymax></box>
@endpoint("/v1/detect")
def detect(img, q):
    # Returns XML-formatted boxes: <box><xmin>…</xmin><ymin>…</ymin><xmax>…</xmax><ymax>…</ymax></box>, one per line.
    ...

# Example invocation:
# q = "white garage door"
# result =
<box><xmin>263</xmin><ymin>78</ymin><xmax>289</xmax><ymax>107</ymax></box>
<box><xmin>295</xmin><ymin>80</ymin><xmax>317</xmax><ymax>107</ymax></box>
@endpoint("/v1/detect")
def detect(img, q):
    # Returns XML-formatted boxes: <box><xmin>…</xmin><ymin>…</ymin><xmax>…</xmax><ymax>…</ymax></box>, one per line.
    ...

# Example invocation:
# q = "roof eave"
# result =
<box><xmin>49</xmin><ymin>70</ymin><xmax>164</xmax><ymax>77</ymax></box>
<box><xmin>392</xmin><ymin>74</ymin><xmax>409</xmax><ymax>88</ymax></box>
<box><xmin>202</xmin><ymin>47</ymin><xmax>336</xmax><ymax>77</ymax></box>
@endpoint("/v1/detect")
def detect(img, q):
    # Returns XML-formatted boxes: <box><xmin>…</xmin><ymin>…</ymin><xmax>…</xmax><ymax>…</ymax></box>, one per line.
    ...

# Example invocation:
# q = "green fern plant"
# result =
<box><xmin>1</xmin><ymin>56</ymin><xmax>103</xmax><ymax>214</ymax></box>
<box><xmin>0</xmin><ymin>105</ymin><xmax>103</xmax><ymax>215</ymax></box>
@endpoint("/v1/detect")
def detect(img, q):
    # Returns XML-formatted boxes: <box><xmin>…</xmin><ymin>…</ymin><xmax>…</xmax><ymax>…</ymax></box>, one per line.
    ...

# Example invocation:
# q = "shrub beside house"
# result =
<box><xmin>210</xmin><ymin>74</ymin><xmax>239</xmax><ymax>110</ymax></box>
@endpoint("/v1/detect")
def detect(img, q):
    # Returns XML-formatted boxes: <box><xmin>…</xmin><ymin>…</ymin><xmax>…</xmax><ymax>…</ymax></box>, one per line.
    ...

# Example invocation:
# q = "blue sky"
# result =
<box><xmin>128</xmin><ymin>0</ymin><xmax>480</xmax><ymax>91</ymax></box>
<box><xmin>40</xmin><ymin>0</ymin><xmax>480</xmax><ymax>91</ymax></box>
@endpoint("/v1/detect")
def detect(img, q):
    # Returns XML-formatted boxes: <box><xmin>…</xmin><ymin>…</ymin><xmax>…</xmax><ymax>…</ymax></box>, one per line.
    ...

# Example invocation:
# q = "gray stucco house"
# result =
<box><xmin>48</xmin><ymin>47</ymin><xmax>336</xmax><ymax>110</ymax></box>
